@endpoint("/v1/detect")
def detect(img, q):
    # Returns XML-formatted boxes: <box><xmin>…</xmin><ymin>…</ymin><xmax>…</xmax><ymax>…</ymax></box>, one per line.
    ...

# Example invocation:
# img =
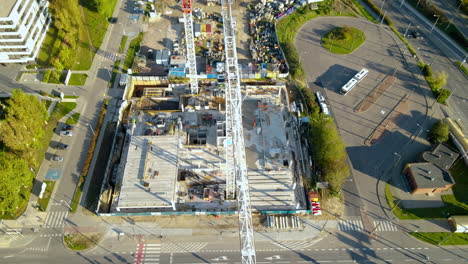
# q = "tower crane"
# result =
<box><xmin>181</xmin><ymin>0</ymin><xmax>199</xmax><ymax>94</ymax></box>
<box><xmin>220</xmin><ymin>0</ymin><xmax>256</xmax><ymax>263</ymax></box>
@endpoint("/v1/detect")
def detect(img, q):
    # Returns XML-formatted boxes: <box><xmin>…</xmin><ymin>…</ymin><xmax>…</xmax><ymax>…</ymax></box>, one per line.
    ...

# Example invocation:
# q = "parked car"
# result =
<box><xmin>147</xmin><ymin>49</ymin><xmax>155</xmax><ymax>60</ymax></box>
<box><xmin>109</xmin><ymin>17</ymin><xmax>118</xmax><ymax>24</ymax></box>
<box><xmin>60</xmin><ymin>143</ymin><xmax>69</xmax><ymax>150</ymax></box>
<box><xmin>63</xmin><ymin>125</ymin><xmax>74</xmax><ymax>131</ymax></box>
<box><xmin>315</xmin><ymin>91</ymin><xmax>326</xmax><ymax>103</ymax></box>
<box><xmin>411</xmin><ymin>31</ymin><xmax>423</xmax><ymax>40</ymax></box>
<box><xmin>60</xmin><ymin>131</ymin><xmax>73</xmax><ymax>137</ymax></box>
<box><xmin>52</xmin><ymin>155</ymin><xmax>63</xmax><ymax>162</ymax></box>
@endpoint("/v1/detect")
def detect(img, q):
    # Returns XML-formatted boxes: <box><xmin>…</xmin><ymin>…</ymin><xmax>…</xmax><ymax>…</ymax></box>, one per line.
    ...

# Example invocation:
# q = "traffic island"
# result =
<box><xmin>321</xmin><ymin>26</ymin><xmax>365</xmax><ymax>54</ymax></box>
<box><xmin>64</xmin><ymin>232</ymin><xmax>103</xmax><ymax>251</ymax></box>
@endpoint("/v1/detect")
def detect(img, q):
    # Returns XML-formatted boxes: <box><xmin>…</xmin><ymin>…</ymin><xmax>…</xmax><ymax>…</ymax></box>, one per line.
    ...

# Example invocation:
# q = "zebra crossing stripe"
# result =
<box><xmin>45</xmin><ymin>211</ymin><xmax>68</xmax><ymax>228</ymax></box>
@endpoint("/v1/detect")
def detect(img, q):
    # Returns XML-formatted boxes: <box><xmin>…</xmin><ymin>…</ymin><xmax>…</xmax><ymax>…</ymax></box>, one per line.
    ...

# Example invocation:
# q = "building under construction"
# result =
<box><xmin>103</xmin><ymin>77</ymin><xmax>306</xmax><ymax>213</ymax></box>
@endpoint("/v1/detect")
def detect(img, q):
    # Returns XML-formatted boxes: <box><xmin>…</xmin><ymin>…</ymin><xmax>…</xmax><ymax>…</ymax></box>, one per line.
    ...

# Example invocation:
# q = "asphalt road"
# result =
<box><xmin>2</xmin><ymin>230</ymin><xmax>468</xmax><ymax>264</ymax></box>
<box><xmin>376</xmin><ymin>0</ymin><xmax>468</xmax><ymax>134</ymax></box>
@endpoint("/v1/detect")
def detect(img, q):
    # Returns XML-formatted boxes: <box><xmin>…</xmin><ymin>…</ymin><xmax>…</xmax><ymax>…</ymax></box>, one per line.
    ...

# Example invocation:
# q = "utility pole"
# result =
<box><xmin>438</xmin><ymin>232</ymin><xmax>455</xmax><ymax>245</ymax></box>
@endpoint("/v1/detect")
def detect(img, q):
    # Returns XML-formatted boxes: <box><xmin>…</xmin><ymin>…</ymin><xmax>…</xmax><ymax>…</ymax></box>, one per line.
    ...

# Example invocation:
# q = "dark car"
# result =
<box><xmin>60</xmin><ymin>143</ymin><xmax>69</xmax><ymax>150</ymax></box>
<box><xmin>109</xmin><ymin>17</ymin><xmax>118</xmax><ymax>24</ymax></box>
<box><xmin>147</xmin><ymin>49</ymin><xmax>155</xmax><ymax>60</ymax></box>
<box><xmin>411</xmin><ymin>31</ymin><xmax>423</xmax><ymax>40</ymax></box>
<box><xmin>63</xmin><ymin>125</ymin><xmax>73</xmax><ymax>131</ymax></box>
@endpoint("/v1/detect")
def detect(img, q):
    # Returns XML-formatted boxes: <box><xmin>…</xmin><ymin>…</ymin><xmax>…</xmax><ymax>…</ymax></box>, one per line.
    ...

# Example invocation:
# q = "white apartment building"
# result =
<box><xmin>0</xmin><ymin>0</ymin><xmax>51</xmax><ymax>63</ymax></box>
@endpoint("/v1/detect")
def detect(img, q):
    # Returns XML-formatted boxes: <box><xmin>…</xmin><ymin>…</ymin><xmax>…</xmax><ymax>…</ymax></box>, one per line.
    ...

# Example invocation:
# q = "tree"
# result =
<box><xmin>0</xmin><ymin>89</ymin><xmax>48</xmax><ymax>153</ymax></box>
<box><xmin>0</xmin><ymin>151</ymin><xmax>34</xmax><ymax>216</ymax></box>
<box><xmin>428</xmin><ymin>120</ymin><xmax>449</xmax><ymax>143</ymax></box>
<box><xmin>310</xmin><ymin>117</ymin><xmax>350</xmax><ymax>193</ymax></box>
<box><xmin>428</xmin><ymin>70</ymin><xmax>447</xmax><ymax>90</ymax></box>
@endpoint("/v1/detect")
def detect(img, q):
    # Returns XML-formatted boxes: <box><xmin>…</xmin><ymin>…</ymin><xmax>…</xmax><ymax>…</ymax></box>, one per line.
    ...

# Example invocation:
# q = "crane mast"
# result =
<box><xmin>181</xmin><ymin>0</ymin><xmax>199</xmax><ymax>94</ymax></box>
<box><xmin>220</xmin><ymin>0</ymin><xmax>256</xmax><ymax>263</ymax></box>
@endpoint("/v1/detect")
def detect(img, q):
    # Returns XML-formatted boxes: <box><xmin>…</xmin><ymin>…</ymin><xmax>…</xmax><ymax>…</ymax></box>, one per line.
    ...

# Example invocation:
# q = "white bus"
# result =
<box><xmin>340</xmin><ymin>78</ymin><xmax>358</xmax><ymax>95</ymax></box>
<box><xmin>354</xmin><ymin>68</ymin><xmax>369</xmax><ymax>82</ymax></box>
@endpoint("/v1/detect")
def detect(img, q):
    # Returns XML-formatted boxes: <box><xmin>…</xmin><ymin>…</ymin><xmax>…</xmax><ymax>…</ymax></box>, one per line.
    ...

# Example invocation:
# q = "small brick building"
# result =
<box><xmin>404</xmin><ymin>162</ymin><xmax>455</xmax><ymax>194</ymax></box>
<box><xmin>404</xmin><ymin>143</ymin><xmax>459</xmax><ymax>195</ymax></box>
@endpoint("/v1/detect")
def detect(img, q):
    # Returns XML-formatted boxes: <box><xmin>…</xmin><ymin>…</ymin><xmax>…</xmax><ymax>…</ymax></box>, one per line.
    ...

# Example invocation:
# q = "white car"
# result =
<box><xmin>60</xmin><ymin>130</ymin><xmax>73</xmax><ymax>137</ymax></box>
<box><xmin>319</xmin><ymin>102</ymin><xmax>330</xmax><ymax>116</ymax></box>
<box><xmin>52</xmin><ymin>155</ymin><xmax>64</xmax><ymax>162</ymax></box>
<box><xmin>315</xmin><ymin>91</ymin><xmax>326</xmax><ymax>103</ymax></box>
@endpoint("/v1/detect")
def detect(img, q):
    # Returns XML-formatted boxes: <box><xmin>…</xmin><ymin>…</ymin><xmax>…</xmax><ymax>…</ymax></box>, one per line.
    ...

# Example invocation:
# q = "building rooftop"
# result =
<box><xmin>407</xmin><ymin>162</ymin><xmax>455</xmax><ymax>190</ymax></box>
<box><xmin>422</xmin><ymin>143</ymin><xmax>459</xmax><ymax>170</ymax></box>
<box><xmin>1</xmin><ymin>0</ymin><xmax>17</xmax><ymax>18</ymax></box>
<box><xmin>116</xmin><ymin>135</ymin><xmax>178</xmax><ymax>210</ymax></box>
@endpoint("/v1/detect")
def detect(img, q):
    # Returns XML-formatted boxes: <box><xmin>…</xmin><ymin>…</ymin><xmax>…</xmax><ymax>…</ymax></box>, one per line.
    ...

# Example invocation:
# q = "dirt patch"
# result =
<box><xmin>365</xmin><ymin>94</ymin><xmax>410</xmax><ymax>146</ymax></box>
<box><xmin>64</xmin><ymin>232</ymin><xmax>103</xmax><ymax>251</ymax></box>
<box><xmin>354</xmin><ymin>75</ymin><xmax>397</xmax><ymax>113</ymax></box>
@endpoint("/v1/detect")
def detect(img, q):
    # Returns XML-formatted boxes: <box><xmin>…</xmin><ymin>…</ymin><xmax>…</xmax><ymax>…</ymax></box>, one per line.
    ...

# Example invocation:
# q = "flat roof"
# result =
<box><xmin>422</xmin><ymin>143</ymin><xmax>459</xmax><ymax>170</ymax></box>
<box><xmin>407</xmin><ymin>162</ymin><xmax>454</xmax><ymax>189</ymax></box>
<box><xmin>1</xmin><ymin>0</ymin><xmax>17</xmax><ymax>17</ymax></box>
<box><xmin>117</xmin><ymin>135</ymin><xmax>178</xmax><ymax>209</ymax></box>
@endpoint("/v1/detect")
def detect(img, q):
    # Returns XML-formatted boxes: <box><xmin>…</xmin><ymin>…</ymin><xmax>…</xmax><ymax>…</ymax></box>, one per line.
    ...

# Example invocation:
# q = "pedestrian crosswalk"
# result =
<box><xmin>338</xmin><ymin>220</ymin><xmax>399</xmax><ymax>232</ymax></box>
<box><xmin>160</xmin><ymin>242</ymin><xmax>208</xmax><ymax>253</ymax></box>
<box><xmin>373</xmin><ymin>220</ymin><xmax>399</xmax><ymax>232</ymax></box>
<box><xmin>338</xmin><ymin>220</ymin><xmax>363</xmax><ymax>231</ymax></box>
<box><xmin>98</xmin><ymin>49</ymin><xmax>119</xmax><ymax>61</ymax></box>
<box><xmin>134</xmin><ymin>243</ymin><xmax>160</xmax><ymax>264</ymax></box>
<box><xmin>44</xmin><ymin>211</ymin><xmax>69</xmax><ymax>228</ymax></box>
<box><xmin>272</xmin><ymin>240</ymin><xmax>318</xmax><ymax>250</ymax></box>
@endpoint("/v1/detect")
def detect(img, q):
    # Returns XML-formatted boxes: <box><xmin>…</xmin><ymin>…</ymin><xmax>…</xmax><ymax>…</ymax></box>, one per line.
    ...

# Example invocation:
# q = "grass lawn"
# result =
<box><xmin>37</xmin><ymin>181</ymin><xmax>56</xmax><ymax>212</ymax></box>
<box><xmin>110</xmin><ymin>60</ymin><xmax>121</xmax><ymax>87</ymax></box>
<box><xmin>37</xmin><ymin>26</ymin><xmax>59</xmax><ymax>67</ymax></box>
<box><xmin>66</xmin><ymin>113</ymin><xmax>81</xmax><ymax>125</ymax></box>
<box><xmin>455</xmin><ymin>61</ymin><xmax>468</xmax><ymax>77</ymax></box>
<box><xmin>410</xmin><ymin>232</ymin><xmax>468</xmax><ymax>245</ymax></box>
<box><xmin>387</xmin><ymin>159</ymin><xmax>468</xmax><ymax>220</ymax></box>
<box><xmin>119</xmin><ymin>35</ymin><xmax>128</xmax><ymax>53</ymax></box>
<box><xmin>68</xmin><ymin>74</ymin><xmax>88</xmax><ymax>86</ymax></box>
<box><xmin>123</xmin><ymin>32</ymin><xmax>144</xmax><ymax>72</ymax></box>
<box><xmin>64</xmin><ymin>232</ymin><xmax>103</xmax><ymax>251</ymax></box>
<box><xmin>322</xmin><ymin>26</ymin><xmax>365</xmax><ymax>54</ymax></box>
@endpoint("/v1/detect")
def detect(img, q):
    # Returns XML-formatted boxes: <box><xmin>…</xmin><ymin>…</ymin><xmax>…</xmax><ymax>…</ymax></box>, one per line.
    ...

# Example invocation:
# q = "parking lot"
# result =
<box><xmin>295</xmin><ymin>16</ymin><xmax>432</xmax><ymax>218</ymax></box>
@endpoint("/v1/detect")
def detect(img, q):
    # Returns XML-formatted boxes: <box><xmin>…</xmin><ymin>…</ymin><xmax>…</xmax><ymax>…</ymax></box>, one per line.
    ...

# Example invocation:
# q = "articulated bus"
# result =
<box><xmin>340</xmin><ymin>68</ymin><xmax>369</xmax><ymax>95</ymax></box>
<box><xmin>340</xmin><ymin>78</ymin><xmax>358</xmax><ymax>95</ymax></box>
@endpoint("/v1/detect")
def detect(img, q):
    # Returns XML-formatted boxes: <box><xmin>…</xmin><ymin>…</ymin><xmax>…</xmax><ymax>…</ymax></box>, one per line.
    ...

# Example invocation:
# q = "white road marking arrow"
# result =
<box><xmin>211</xmin><ymin>256</ymin><xmax>229</xmax><ymax>261</ymax></box>
<box><xmin>265</xmin><ymin>255</ymin><xmax>281</xmax><ymax>260</ymax></box>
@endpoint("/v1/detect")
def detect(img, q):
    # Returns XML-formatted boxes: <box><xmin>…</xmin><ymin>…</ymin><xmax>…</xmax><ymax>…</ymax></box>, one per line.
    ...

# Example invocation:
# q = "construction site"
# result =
<box><xmin>101</xmin><ymin>78</ymin><xmax>307</xmax><ymax>213</ymax></box>
<box><xmin>93</xmin><ymin>0</ymin><xmax>318</xmax><ymax>216</ymax></box>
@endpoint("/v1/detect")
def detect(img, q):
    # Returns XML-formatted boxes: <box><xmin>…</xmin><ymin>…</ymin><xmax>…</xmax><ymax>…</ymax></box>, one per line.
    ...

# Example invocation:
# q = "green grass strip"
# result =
<box><xmin>322</xmin><ymin>26</ymin><xmax>366</xmax><ymax>54</ymax></box>
<box><xmin>37</xmin><ymin>181</ymin><xmax>57</xmax><ymax>212</ymax></box>
<box><xmin>410</xmin><ymin>232</ymin><xmax>468</xmax><ymax>245</ymax></box>
<box><xmin>119</xmin><ymin>35</ymin><xmax>128</xmax><ymax>53</ymax></box>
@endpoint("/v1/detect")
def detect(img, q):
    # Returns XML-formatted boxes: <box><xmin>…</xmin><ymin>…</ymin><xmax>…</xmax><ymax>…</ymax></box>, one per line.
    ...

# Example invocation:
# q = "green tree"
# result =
<box><xmin>428</xmin><ymin>70</ymin><xmax>448</xmax><ymax>90</ymax></box>
<box><xmin>0</xmin><ymin>89</ymin><xmax>48</xmax><ymax>153</ymax></box>
<box><xmin>0</xmin><ymin>151</ymin><xmax>34</xmax><ymax>216</ymax></box>
<box><xmin>310</xmin><ymin>117</ymin><xmax>350</xmax><ymax>193</ymax></box>
<box><xmin>436</xmin><ymin>89</ymin><xmax>451</xmax><ymax>104</ymax></box>
<box><xmin>428</xmin><ymin>120</ymin><xmax>449</xmax><ymax>143</ymax></box>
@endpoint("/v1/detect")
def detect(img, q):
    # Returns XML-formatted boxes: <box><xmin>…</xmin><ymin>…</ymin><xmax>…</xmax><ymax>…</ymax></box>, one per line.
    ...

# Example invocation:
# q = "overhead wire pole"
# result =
<box><xmin>181</xmin><ymin>0</ymin><xmax>199</xmax><ymax>94</ymax></box>
<box><xmin>220</xmin><ymin>0</ymin><xmax>256</xmax><ymax>263</ymax></box>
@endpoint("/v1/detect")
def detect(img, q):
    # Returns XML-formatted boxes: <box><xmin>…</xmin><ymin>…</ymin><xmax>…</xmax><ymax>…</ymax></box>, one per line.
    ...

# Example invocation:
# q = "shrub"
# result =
<box><xmin>436</xmin><ymin>88</ymin><xmax>451</xmax><ymax>104</ymax></box>
<box><xmin>428</xmin><ymin>120</ymin><xmax>449</xmax><ymax>143</ymax></box>
<box><xmin>428</xmin><ymin>71</ymin><xmax>447</xmax><ymax>90</ymax></box>
<box><xmin>422</xmin><ymin>64</ymin><xmax>433</xmax><ymax>77</ymax></box>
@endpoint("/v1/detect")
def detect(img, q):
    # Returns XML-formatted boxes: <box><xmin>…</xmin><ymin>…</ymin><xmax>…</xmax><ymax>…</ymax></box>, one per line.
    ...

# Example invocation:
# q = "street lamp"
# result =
<box><xmin>393</xmin><ymin>152</ymin><xmax>402</xmax><ymax>169</ymax></box>
<box><xmin>400</xmin><ymin>0</ymin><xmax>405</xmax><ymax>7</ymax></box>
<box><xmin>403</xmin><ymin>22</ymin><xmax>411</xmax><ymax>37</ymax></box>
<box><xmin>431</xmin><ymin>15</ymin><xmax>440</xmax><ymax>32</ymax></box>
